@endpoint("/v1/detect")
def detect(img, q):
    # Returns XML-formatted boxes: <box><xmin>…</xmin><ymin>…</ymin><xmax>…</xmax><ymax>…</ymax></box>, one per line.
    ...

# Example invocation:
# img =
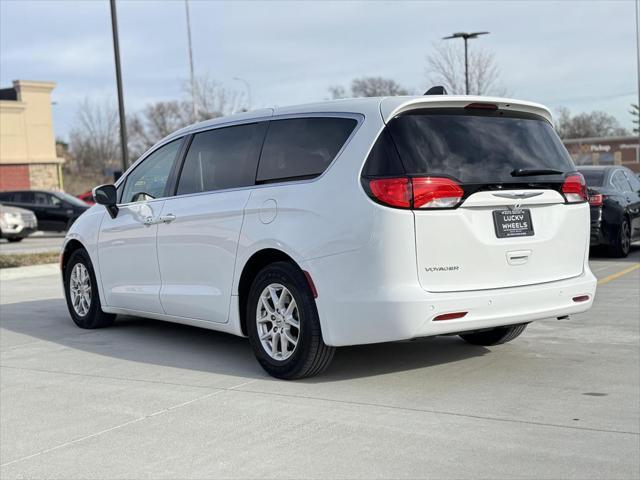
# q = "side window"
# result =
<box><xmin>14</xmin><ymin>192</ymin><xmax>34</xmax><ymax>203</ymax></box>
<box><xmin>121</xmin><ymin>139</ymin><xmax>182</xmax><ymax>204</ymax></box>
<box><xmin>177</xmin><ymin>122</ymin><xmax>267</xmax><ymax>195</ymax></box>
<box><xmin>611</xmin><ymin>171</ymin><xmax>632</xmax><ymax>193</ymax></box>
<box><xmin>256</xmin><ymin>117</ymin><xmax>357</xmax><ymax>183</ymax></box>
<box><xmin>0</xmin><ymin>192</ymin><xmax>12</xmax><ymax>201</ymax></box>
<box><xmin>623</xmin><ymin>169</ymin><xmax>640</xmax><ymax>192</ymax></box>
<box><xmin>33</xmin><ymin>192</ymin><xmax>52</xmax><ymax>205</ymax></box>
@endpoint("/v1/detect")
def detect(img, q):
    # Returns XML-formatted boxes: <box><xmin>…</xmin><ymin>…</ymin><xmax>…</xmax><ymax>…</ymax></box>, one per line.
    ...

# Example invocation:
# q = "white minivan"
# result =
<box><xmin>62</xmin><ymin>94</ymin><xmax>597</xmax><ymax>379</ymax></box>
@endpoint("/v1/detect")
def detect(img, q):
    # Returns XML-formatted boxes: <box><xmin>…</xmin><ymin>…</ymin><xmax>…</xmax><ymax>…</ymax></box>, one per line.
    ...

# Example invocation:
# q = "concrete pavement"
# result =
<box><xmin>0</xmin><ymin>233</ymin><xmax>64</xmax><ymax>255</ymax></box>
<box><xmin>0</xmin><ymin>250</ymin><xmax>638</xmax><ymax>479</ymax></box>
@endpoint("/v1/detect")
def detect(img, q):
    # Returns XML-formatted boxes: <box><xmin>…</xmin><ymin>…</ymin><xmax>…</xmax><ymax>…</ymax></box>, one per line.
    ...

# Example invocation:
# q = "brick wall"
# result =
<box><xmin>0</xmin><ymin>164</ymin><xmax>30</xmax><ymax>190</ymax></box>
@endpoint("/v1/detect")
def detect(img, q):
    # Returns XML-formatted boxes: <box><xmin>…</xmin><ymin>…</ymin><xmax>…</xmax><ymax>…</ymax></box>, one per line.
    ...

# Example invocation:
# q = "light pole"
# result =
<box><xmin>442</xmin><ymin>31</ymin><xmax>489</xmax><ymax>95</ymax></box>
<box><xmin>233</xmin><ymin>77</ymin><xmax>252</xmax><ymax>111</ymax></box>
<box><xmin>109</xmin><ymin>0</ymin><xmax>128</xmax><ymax>171</ymax></box>
<box><xmin>185</xmin><ymin>0</ymin><xmax>197</xmax><ymax>121</ymax></box>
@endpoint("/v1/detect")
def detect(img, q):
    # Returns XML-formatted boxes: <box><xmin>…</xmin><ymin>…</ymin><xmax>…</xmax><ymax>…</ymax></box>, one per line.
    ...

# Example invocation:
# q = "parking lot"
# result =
<box><xmin>0</xmin><ymin>249</ymin><xmax>638</xmax><ymax>479</ymax></box>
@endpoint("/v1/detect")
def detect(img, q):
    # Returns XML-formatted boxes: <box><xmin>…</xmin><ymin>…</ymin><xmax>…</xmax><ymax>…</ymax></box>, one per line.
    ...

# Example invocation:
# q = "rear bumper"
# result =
<box><xmin>307</xmin><ymin>253</ymin><xmax>597</xmax><ymax>346</ymax></box>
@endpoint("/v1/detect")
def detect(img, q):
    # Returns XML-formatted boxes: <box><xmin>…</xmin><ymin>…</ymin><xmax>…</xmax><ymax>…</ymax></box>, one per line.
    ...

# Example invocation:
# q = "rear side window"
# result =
<box><xmin>257</xmin><ymin>117</ymin><xmax>357</xmax><ymax>183</ymax></box>
<box><xmin>177</xmin><ymin>122</ymin><xmax>267</xmax><ymax>195</ymax></box>
<box><xmin>611</xmin><ymin>170</ymin><xmax>632</xmax><ymax>192</ymax></box>
<box><xmin>382</xmin><ymin>109</ymin><xmax>574</xmax><ymax>184</ymax></box>
<box><xmin>14</xmin><ymin>192</ymin><xmax>34</xmax><ymax>203</ymax></box>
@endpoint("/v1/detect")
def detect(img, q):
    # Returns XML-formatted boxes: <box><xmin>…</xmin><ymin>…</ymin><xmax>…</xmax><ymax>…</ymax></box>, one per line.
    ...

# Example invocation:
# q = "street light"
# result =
<box><xmin>442</xmin><ymin>31</ymin><xmax>490</xmax><ymax>95</ymax></box>
<box><xmin>233</xmin><ymin>77</ymin><xmax>252</xmax><ymax>111</ymax></box>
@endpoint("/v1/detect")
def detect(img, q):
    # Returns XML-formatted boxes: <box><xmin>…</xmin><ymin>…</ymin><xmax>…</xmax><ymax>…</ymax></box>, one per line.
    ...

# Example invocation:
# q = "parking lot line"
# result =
<box><xmin>597</xmin><ymin>263</ymin><xmax>640</xmax><ymax>286</ymax></box>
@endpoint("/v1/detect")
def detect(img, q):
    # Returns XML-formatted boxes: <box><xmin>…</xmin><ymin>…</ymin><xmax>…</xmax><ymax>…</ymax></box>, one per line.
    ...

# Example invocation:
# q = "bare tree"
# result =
<box><xmin>329</xmin><ymin>76</ymin><xmax>410</xmax><ymax>99</ymax></box>
<box><xmin>128</xmin><ymin>75</ymin><xmax>243</xmax><ymax>158</ymax></box>
<box><xmin>426</xmin><ymin>42</ymin><xmax>507</xmax><ymax>96</ymax></box>
<box><xmin>555</xmin><ymin>107</ymin><xmax>629</xmax><ymax>139</ymax></box>
<box><xmin>68</xmin><ymin>98</ymin><xmax>120</xmax><ymax>173</ymax></box>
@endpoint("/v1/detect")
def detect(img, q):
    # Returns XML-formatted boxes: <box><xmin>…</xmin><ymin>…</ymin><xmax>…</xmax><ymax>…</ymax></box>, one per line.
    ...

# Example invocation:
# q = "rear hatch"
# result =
<box><xmin>362</xmin><ymin>104</ymin><xmax>589</xmax><ymax>292</ymax></box>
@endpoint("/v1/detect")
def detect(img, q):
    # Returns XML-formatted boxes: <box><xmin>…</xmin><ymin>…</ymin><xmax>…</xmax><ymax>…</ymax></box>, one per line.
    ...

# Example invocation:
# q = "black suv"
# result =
<box><xmin>0</xmin><ymin>190</ymin><xmax>89</xmax><ymax>232</ymax></box>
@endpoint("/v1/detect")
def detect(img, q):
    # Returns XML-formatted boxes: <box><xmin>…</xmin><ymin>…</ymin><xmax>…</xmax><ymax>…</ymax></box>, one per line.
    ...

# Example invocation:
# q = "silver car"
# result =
<box><xmin>0</xmin><ymin>204</ymin><xmax>37</xmax><ymax>242</ymax></box>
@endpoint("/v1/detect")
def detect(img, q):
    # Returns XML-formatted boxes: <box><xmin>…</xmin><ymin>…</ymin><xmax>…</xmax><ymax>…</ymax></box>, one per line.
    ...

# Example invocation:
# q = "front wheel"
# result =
<box><xmin>459</xmin><ymin>323</ymin><xmax>528</xmax><ymax>346</ymax></box>
<box><xmin>6</xmin><ymin>237</ymin><xmax>23</xmax><ymax>243</ymax></box>
<box><xmin>246</xmin><ymin>262</ymin><xmax>335</xmax><ymax>379</ymax></box>
<box><xmin>64</xmin><ymin>249</ymin><xmax>116</xmax><ymax>329</ymax></box>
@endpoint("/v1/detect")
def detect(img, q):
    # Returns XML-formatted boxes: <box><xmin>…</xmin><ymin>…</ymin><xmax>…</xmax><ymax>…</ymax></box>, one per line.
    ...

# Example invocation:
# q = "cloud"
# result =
<box><xmin>1</xmin><ymin>0</ymin><xmax>636</xmax><ymax>140</ymax></box>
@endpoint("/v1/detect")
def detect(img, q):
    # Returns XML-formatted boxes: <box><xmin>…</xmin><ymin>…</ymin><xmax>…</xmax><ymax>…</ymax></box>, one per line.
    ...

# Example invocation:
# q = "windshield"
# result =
<box><xmin>387</xmin><ymin>109</ymin><xmax>575</xmax><ymax>184</ymax></box>
<box><xmin>56</xmin><ymin>192</ymin><xmax>89</xmax><ymax>207</ymax></box>
<box><xmin>579</xmin><ymin>169</ymin><xmax>606</xmax><ymax>187</ymax></box>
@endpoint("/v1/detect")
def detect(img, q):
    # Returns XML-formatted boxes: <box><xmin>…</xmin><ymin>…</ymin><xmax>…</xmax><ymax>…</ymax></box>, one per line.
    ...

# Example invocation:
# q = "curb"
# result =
<box><xmin>0</xmin><ymin>263</ymin><xmax>60</xmax><ymax>281</ymax></box>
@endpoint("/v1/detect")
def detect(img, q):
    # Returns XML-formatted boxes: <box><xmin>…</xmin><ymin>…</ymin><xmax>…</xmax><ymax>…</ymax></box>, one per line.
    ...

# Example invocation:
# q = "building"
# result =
<box><xmin>563</xmin><ymin>135</ymin><xmax>640</xmax><ymax>173</ymax></box>
<box><xmin>0</xmin><ymin>80</ymin><xmax>64</xmax><ymax>191</ymax></box>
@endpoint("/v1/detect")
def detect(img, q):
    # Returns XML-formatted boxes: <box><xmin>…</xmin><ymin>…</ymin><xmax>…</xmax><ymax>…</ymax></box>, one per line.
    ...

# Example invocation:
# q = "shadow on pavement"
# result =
<box><xmin>0</xmin><ymin>299</ymin><xmax>489</xmax><ymax>382</ymax></box>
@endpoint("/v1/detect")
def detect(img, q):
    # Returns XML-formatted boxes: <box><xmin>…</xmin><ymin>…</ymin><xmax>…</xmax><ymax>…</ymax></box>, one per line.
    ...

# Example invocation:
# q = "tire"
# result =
<box><xmin>7</xmin><ymin>237</ymin><xmax>23</xmax><ymax>243</ymax></box>
<box><xmin>63</xmin><ymin>248</ymin><xmax>116</xmax><ymax>329</ymax></box>
<box><xmin>609</xmin><ymin>218</ymin><xmax>631</xmax><ymax>258</ymax></box>
<box><xmin>459</xmin><ymin>323</ymin><xmax>528</xmax><ymax>346</ymax></box>
<box><xmin>246</xmin><ymin>261</ymin><xmax>335</xmax><ymax>379</ymax></box>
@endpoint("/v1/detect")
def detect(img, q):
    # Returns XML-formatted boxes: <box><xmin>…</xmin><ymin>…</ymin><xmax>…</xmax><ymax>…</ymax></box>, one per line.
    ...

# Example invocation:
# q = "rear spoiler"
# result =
<box><xmin>379</xmin><ymin>96</ymin><xmax>553</xmax><ymax>124</ymax></box>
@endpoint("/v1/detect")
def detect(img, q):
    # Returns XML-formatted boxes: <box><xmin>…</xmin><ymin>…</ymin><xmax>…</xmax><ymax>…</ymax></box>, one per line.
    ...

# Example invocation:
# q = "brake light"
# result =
<box><xmin>589</xmin><ymin>193</ymin><xmax>604</xmax><ymax>207</ymax></box>
<box><xmin>464</xmin><ymin>102</ymin><xmax>498</xmax><ymax>111</ymax></box>
<box><xmin>368</xmin><ymin>177</ymin><xmax>463</xmax><ymax>209</ymax></box>
<box><xmin>562</xmin><ymin>173</ymin><xmax>588</xmax><ymax>203</ymax></box>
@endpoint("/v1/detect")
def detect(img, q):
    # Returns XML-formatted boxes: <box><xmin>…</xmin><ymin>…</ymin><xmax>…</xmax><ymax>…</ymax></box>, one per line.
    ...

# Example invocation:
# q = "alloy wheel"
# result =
<box><xmin>256</xmin><ymin>283</ymin><xmax>300</xmax><ymax>361</ymax></box>
<box><xmin>70</xmin><ymin>263</ymin><xmax>91</xmax><ymax>317</ymax></box>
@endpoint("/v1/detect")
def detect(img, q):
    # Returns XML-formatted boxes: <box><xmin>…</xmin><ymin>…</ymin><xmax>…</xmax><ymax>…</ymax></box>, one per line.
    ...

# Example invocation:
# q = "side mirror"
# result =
<box><xmin>92</xmin><ymin>184</ymin><xmax>119</xmax><ymax>218</ymax></box>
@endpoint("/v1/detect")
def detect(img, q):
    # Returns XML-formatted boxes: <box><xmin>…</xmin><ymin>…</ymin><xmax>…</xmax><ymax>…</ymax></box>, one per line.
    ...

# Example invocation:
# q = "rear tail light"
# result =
<box><xmin>368</xmin><ymin>177</ymin><xmax>411</xmax><ymax>208</ymax></box>
<box><xmin>588</xmin><ymin>193</ymin><xmax>604</xmax><ymax>207</ymax></box>
<box><xmin>367</xmin><ymin>177</ymin><xmax>463</xmax><ymax>209</ymax></box>
<box><xmin>412</xmin><ymin>177</ymin><xmax>464</xmax><ymax>208</ymax></box>
<box><xmin>562</xmin><ymin>173</ymin><xmax>588</xmax><ymax>203</ymax></box>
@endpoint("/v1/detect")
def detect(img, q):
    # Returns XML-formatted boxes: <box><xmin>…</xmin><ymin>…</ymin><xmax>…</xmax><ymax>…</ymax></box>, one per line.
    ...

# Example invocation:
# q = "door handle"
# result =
<box><xmin>158</xmin><ymin>214</ymin><xmax>176</xmax><ymax>224</ymax></box>
<box><xmin>143</xmin><ymin>214</ymin><xmax>176</xmax><ymax>226</ymax></box>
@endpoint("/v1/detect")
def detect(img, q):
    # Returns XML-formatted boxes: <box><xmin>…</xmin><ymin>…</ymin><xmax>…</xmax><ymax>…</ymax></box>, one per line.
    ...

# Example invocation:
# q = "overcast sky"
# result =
<box><xmin>1</xmin><ymin>0</ymin><xmax>637</xmax><ymax>140</ymax></box>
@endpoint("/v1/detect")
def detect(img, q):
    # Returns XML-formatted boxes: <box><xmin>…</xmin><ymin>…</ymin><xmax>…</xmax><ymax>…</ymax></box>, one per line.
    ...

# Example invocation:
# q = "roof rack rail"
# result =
<box><xmin>424</xmin><ymin>86</ymin><xmax>448</xmax><ymax>96</ymax></box>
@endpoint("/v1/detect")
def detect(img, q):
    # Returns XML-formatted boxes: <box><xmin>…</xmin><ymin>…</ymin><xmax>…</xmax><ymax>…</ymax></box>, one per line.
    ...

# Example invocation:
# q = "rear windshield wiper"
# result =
<box><xmin>511</xmin><ymin>168</ymin><xmax>564</xmax><ymax>177</ymax></box>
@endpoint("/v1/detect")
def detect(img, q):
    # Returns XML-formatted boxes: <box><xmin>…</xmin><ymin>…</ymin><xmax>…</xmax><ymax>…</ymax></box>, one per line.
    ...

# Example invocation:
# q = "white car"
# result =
<box><xmin>61</xmin><ymin>94</ymin><xmax>597</xmax><ymax>379</ymax></box>
<box><xmin>0</xmin><ymin>204</ymin><xmax>37</xmax><ymax>242</ymax></box>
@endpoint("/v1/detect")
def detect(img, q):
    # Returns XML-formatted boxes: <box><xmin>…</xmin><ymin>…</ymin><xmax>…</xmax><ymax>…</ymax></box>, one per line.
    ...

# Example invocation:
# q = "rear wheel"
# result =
<box><xmin>64</xmin><ymin>249</ymin><xmax>115</xmax><ymax>329</ymax></box>
<box><xmin>246</xmin><ymin>261</ymin><xmax>335</xmax><ymax>379</ymax></box>
<box><xmin>609</xmin><ymin>218</ymin><xmax>631</xmax><ymax>258</ymax></box>
<box><xmin>459</xmin><ymin>323</ymin><xmax>528</xmax><ymax>346</ymax></box>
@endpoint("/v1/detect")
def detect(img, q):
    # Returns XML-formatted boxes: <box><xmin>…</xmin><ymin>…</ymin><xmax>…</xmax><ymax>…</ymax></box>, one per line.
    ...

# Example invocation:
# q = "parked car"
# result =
<box><xmin>61</xmin><ymin>94</ymin><xmax>597</xmax><ymax>379</ymax></box>
<box><xmin>0</xmin><ymin>190</ymin><xmax>89</xmax><ymax>232</ymax></box>
<box><xmin>578</xmin><ymin>165</ymin><xmax>640</xmax><ymax>257</ymax></box>
<box><xmin>0</xmin><ymin>204</ymin><xmax>37</xmax><ymax>242</ymax></box>
<box><xmin>77</xmin><ymin>191</ymin><xmax>95</xmax><ymax>205</ymax></box>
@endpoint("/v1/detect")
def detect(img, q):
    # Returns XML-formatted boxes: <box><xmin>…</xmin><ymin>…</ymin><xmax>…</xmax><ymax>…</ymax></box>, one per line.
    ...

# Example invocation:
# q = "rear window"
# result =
<box><xmin>375</xmin><ymin>109</ymin><xmax>574</xmax><ymax>183</ymax></box>
<box><xmin>579</xmin><ymin>170</ymin><xmax>606</xmax><ymax>187</ymax></box>
<box><xmin>257</xmin><ymin>117</ymin><xmax>357</xmax><ymax>183</ymax></box>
